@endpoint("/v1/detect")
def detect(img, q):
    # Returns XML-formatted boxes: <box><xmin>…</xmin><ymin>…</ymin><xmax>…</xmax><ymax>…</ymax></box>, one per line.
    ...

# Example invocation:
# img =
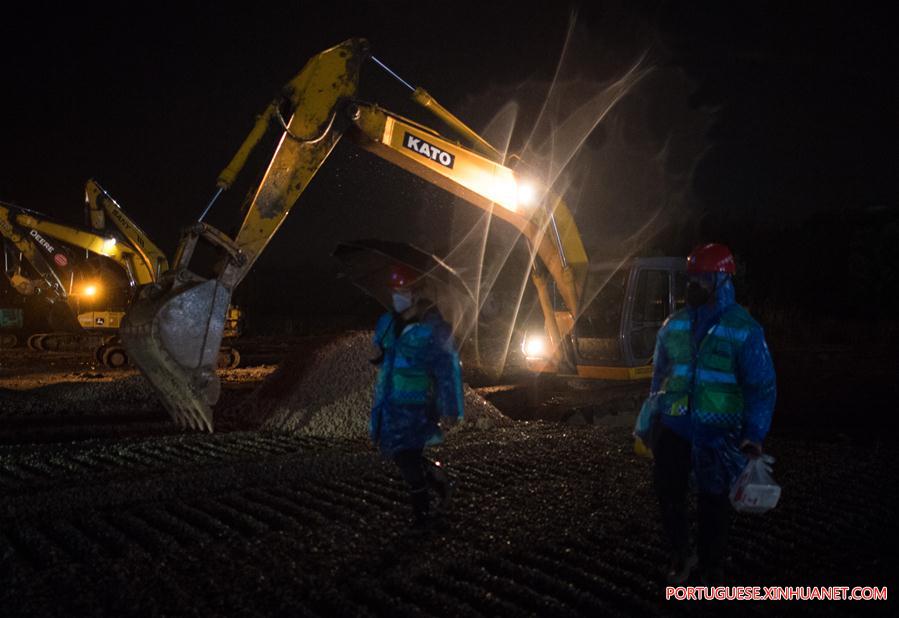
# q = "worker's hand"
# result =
<box><xmin>740</xmin><ymin>439</ymin><xmax>763</xmax><ymax>459</ymax></box>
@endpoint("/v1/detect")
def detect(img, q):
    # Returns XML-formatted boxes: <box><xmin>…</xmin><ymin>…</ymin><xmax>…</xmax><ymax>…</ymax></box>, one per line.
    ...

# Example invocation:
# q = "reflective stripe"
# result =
<box><xmin>694</xmin><ymin>408</ymin><xmax>740</xmax><ymax>427</ymax></box>
<box><xmin>713</xmin><ymin>325</ymin><xmax>750</xmax><ymax>343</ymax></box>
<box><xmin>393</xmin><ymin>356</ymin><xmax>413</xmax><ymax>368</ymax></box>
<box><xmin>697</xmin><ymin>368</ymin><xmax>738</xmax><ymax>384</ymax></box>
<box><xmin>672</xmin><ymin>364</ymin><xmax>691</xmax><ymax>377</ymax></box>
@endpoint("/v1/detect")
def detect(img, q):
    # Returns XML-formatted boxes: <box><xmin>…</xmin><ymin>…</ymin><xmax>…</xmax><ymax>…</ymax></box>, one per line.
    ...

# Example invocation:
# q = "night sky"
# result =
<box><xmin>1</xmin><ymin>1</ymin><xmax>893</xmax><ymax>317</ymax></box>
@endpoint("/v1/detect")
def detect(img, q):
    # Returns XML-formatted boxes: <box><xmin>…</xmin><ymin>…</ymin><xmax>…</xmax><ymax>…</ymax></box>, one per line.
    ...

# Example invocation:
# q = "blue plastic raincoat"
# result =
<box><xmin>640</xmin><ymin>274</ymin><xmax>776</xmax><ymax>494</ymax></box>
<box><xmin>370</xmin><ymin>308</ymin><xmax>464</xmax><ymax>456</ymax></box>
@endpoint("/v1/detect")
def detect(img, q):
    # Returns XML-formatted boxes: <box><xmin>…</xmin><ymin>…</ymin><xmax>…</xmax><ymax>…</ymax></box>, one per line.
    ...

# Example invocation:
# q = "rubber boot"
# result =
<box><xmin>666</xmin><ymin>551</ymin><xmax>698</xmax><ymax>585</ymax></box>
<box><xmin>697</xmin><ymin>492</ymin><xmax>730</xmax><ymax>584</ymax></box>
<box><xmin>426</xmin><ymin>460</ymin><xmax>454</xmax><ymax>514</ymax></box>
<box><xmin>410</xmin><ymin>486</ymin><xmax>431</xmax><ymax>528</ymax></box>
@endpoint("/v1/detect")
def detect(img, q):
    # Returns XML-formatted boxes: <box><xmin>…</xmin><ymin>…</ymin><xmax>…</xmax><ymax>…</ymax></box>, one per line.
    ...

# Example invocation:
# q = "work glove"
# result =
<box><xmin>740</xmin><ymin>439</ymin><xmax>763</xmax><ymax>459</ymax></box>
<box><xmin>633</xmin><ymin>436</ymin><xmax>653</xmax><ymax>459</ymax></box>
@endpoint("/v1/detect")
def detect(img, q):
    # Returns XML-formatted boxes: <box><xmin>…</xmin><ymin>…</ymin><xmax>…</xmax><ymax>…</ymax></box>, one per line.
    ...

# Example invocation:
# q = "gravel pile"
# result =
<box><xmin>224</xmin><ymin>331</ymin><xmax>511</xmax><ymax>436</ymax></box>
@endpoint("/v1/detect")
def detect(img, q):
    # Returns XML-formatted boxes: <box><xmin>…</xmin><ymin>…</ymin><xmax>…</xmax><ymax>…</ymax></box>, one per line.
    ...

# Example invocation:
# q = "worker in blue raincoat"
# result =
<box><xmin>635</xmin><ymin>243</ymin><xmax>776</xmax><ymax>585</ymax></box>
<box><xmin>370</xmin><ymin>263</ymin><xmax>464</xmax><ymax>527</ymax></box>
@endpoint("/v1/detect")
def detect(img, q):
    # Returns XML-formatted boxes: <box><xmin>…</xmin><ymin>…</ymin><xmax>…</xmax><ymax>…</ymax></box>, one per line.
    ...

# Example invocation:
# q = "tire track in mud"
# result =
<box><xmin>535</xmin><ymin>542</ymin><xmax>660</xmax><ymax>603</ymax></box>
<box><xmin>1</xmin><ymin>424</ymin><xmax>894</xmax><ymax>617</ymax></box>
<box><xmin>543</xmin><ymin>538</ymin><xmax>664</xmax><ymax>614</ymax></box>
<box><xmin>0</xmin><ymin>433</ymin><xmax>322</xmax><ymax>498</ymax></box>
<box><xmin>415</xmin><ymin>569</ymin><xmax>526</xmax><ymax>616</ymax></box>
<box><xmin>322</xmin><ymin>477</ymin><xmax>406</xmax><ymax>510</ymax></box>
<box><xmin>380</xmin><ymin>574</ymin><xmax>482</xmax><ymax>618</ymax></box>
<box><xmin>4</xmin><ymin>481</ymin><xmax>373</xmax><ymax>567</ymax></box>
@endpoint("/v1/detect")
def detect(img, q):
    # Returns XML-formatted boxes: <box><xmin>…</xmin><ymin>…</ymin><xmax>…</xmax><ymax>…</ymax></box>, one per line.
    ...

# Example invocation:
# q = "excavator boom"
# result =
<box><xmin>121</xmin><ymin>39</ymin><xmax>367</xmax><ymax>431</ymax></box>
<box><xmin>121</xmin><ymin>38</ymin><xmax>589</xmax><ymax>431</ymax></box>
<box><xmin>86</xmin><ymin>179</ymin><xmax>169</xmax><ymax>280</ymax></box>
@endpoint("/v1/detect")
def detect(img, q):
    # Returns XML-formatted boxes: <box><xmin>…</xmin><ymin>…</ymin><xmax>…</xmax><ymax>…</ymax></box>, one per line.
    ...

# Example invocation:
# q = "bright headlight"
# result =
<box><xmin>516</xmin><ymin>182</ymin><xmax>537</xmax><ymax>207</ymax></box>
<box><xmin>490</xmin><ymin>175</ymin><xmax>540</xmax><ymax>213</ymax></box>
<box><xmin>522</xmin><ymin>333</ymin><xmax>548</xmax><ymax>358</ymax></box>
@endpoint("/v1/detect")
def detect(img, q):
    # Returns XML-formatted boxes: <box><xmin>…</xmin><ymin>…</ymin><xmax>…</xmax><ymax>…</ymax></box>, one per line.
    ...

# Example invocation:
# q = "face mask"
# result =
<box><xmin>392</xmin><ymin>291</ymin><xmax>413</xmax><ymax>313</ymax></box>
<box><xmin>686</xmin><ymin>280</ymin><xmax>712</xmax><ymax>308</ymax></box>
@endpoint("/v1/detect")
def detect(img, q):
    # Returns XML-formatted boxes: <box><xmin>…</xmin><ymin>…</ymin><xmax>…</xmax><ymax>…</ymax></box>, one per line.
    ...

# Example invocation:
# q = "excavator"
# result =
<box><xmin>121</xmin><ymin>38</ymin><xmax>683</xmax><ymax>431</ymax></box>
<box><xmin>0</xmin><ymin>181</ymin><xmax>243</xmax><ymax>366</ymax></box>
<box><xmin>1</xmin><ymin>190</ymin><xmax>162</xmax><ymax>365</ymax></box>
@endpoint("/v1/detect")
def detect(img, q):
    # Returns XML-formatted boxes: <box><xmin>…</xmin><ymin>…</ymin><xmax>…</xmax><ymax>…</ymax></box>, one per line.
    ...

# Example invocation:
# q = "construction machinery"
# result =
<box><xmin>121</xmin><ymin>38</ymin><xmax>681</xmax><ymax>431</ymax></box>
<box><xmin>85</xmin><ymin>180</ymin><xmax>243</xmax><ymax>367</ymax></box>
<box><xmin>1</xmin><ymin>182</ymin><xmax>242</xmax><ymax>366</ymax></box>
<box><xmin>521</xmin><ymin>257</ymin><xmax>685</xmax><ymax>379</ymax></box>
<box><xmin>1</xmin><ymin>194</ymin><xmax>156</xmax><ymax>365</ymax></box>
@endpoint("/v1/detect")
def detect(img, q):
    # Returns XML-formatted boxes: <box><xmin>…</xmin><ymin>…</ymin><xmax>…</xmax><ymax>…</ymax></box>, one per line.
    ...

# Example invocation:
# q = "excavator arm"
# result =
<box><xmin>345</xmin><ymin>103</ymin><xmax>587</xmax><ymax>365</ymax></box>
<box><xmin>18</xmin><ymin>213</ymin><xmax>153</xmax><ymax>289</ymax></box>
<box><xmin>346</xmin><ymin>104</ymin><xmax>588</xmax><ymax>319</ymax></box>
<box><xmin>2</xmin><ymin>190</ymin><xmax>166</xmax><ymax>309</ymax></box>
<box><xmin>121</xmin><ymin>38</ymin><xmax>590</xmax><ymax>431</ymax></box>
<box><xmin>85</xmin><ymin>179</ymin><xmax>169</xmax><ymax>281</ymax></box>
<box><xmin>0</xmin><ymin>203</ymin><xmax>68</xmax><ymax>301</ymax></box>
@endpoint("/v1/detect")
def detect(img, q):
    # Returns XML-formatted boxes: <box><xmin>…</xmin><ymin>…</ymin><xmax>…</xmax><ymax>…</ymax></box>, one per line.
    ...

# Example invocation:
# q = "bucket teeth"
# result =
<box><xmin>177</xmin><ymin>400</ymin><xmax>213</xmax><ymax>433</ymax></box>
<box><xmin>123</xmin><ymin>327</ymin><xmax>217</xmax><ymax>432</ymax></box>
<box><xmin>120</xmin><ymin>277</ymin><xmax>230</xmax><ymax>432</ymax></box>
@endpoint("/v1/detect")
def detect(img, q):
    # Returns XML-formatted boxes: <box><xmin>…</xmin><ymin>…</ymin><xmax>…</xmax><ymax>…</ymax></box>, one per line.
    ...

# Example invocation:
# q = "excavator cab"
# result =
<box><xmin>523</xmin><ymin>258</ymin><xmax>685</xmax><ymax>379</ymax></box>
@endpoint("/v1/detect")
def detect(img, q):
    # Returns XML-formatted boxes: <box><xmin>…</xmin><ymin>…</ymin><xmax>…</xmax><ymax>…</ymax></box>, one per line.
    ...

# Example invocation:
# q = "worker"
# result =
<box><xmin>637</xmin><ymin>243</ymin><xmax>776</xmax><ymax>584</ymax></box>
<box><xmin>370</xmin><ymin>263</ymin><xmax>464</xmax><ymax>528</ymax></box>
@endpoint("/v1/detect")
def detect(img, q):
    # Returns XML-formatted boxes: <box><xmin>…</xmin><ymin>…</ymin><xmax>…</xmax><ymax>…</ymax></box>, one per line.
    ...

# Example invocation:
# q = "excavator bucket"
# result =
<box><xmin>120</xmin><ymin>277</ymin><xmax>232</xmax><ymax>431</ymax></box>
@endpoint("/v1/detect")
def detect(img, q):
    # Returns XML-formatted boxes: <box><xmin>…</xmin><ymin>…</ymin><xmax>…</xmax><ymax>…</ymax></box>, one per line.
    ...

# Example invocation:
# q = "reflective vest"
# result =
<box><xmin>378</xmin><ymin>320</ymin><xmax>435</xmax><ymax>407</ymax></box>
<box><xmin>660</xmin><ymin>305</ymin><xmax>755</xmax><ymax>429</ymax></box>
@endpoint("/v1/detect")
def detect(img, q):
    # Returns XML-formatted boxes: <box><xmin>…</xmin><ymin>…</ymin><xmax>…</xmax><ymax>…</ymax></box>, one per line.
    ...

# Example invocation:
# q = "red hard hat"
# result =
<box><xmin>687</xmin><ymin>243</ymin><xmax>736</xmax><ymax>274</ymax></box>
<box><xmin>387</xmin><ymin>263</ymin><xmax>420</xmax><ymax>289</ymax></box>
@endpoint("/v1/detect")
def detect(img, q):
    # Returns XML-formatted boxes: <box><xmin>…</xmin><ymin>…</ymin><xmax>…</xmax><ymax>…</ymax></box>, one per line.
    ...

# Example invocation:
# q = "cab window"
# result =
<box><xmin>573</xmin><ymin>269</ymin><xmax>627</xmax><ymax>361</ymax></box>
<box><xmin>630</xmin><ymin>269</ymin><xmax>669</xmax><ymax>359</ymax></box>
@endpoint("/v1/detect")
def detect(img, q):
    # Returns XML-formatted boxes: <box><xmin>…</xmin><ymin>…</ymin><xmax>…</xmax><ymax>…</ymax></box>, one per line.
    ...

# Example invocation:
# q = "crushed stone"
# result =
<box><xmin>222</xmin><ymin>331</ymin><xmax>511</xmax><ymax>436</ymax></box>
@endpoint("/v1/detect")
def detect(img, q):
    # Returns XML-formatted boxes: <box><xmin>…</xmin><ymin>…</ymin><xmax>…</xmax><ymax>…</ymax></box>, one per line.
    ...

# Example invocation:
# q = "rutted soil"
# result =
<box><xmin>0</xmin><ymin>341</ymin><xmax>895</xmax><ymax>617</ymax></box>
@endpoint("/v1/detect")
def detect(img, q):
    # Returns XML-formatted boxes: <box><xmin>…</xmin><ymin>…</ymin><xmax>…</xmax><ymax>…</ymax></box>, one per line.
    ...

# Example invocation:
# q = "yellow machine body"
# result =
<box><xmin>120</xmin><ymin>39</ymin><xmax>647</xmax><ymax>431</ymax></box>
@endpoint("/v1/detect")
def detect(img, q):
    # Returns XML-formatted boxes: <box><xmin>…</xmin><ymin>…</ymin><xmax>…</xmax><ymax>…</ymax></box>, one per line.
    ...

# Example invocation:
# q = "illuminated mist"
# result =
<box><xmin>437</xmin><ymin>12</ymin><xmax>714</xmax><ymax>374</ymax></box>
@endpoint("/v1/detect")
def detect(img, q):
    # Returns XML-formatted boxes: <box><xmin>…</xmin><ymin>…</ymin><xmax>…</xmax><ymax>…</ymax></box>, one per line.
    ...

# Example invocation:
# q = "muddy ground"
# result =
<box><xmin>0</xmin><ymin>338</ymin><xmax>895</xmax><ymax>617</ymax></box>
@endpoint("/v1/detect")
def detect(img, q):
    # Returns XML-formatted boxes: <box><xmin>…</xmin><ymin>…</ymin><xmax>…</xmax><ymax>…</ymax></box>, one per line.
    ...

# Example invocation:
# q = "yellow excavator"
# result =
<box><xmin>1</xmin><ymin>184</ymin><xmax>167</xmax><ymax>365</ymax></box>
<box><xmin>86</xmin><ymin>180</ymin><xmax>243</xmax><ymax>367</ymax></box>
<box><xmin>122</xmin><ymin>39</ymin><xmax>681</xmax><ymax>431</ymax></box>
<box><xmin>1</xmin><ymin>181</ymin><xmax>242</xmax><ymax>366</ymax></box>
